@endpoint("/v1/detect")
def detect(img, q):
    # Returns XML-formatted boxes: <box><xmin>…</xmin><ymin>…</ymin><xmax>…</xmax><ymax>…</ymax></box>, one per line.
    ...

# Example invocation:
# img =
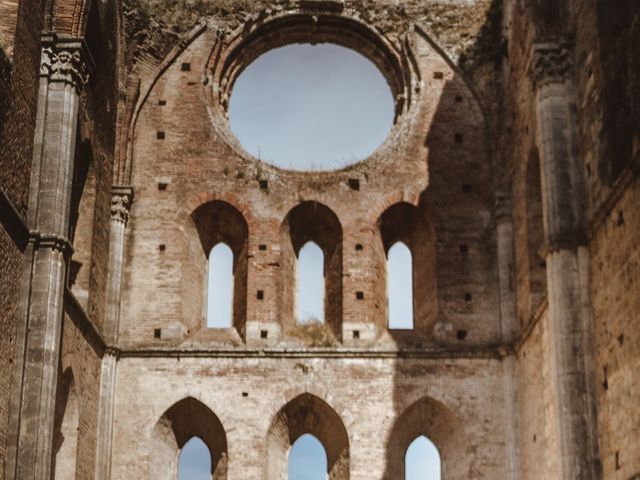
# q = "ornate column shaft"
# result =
<box><xmin>5</xmin><ymin>34</ymin><xmax>90</xmax><ymax>480</ymax></box>
<box><xmin>494</xmin><ymin>193</ymin><xmax>520</xmax><ymax>480</ymax></box>
<box><xmin>95</xmin><ymin>186</ymin><xmax>133</xmax><ymax>480</ymax></box>
<box><xmin>530</xmin><ymin>40</ymin><xmax>599</xmax><ymax>479</ymax></box>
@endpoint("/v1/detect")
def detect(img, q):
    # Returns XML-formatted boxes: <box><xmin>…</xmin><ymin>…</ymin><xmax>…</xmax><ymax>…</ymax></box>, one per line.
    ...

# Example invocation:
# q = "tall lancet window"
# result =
<box><xmin>388</xmin><ymin>241</ymin><xmax>414</xmax><ymax>329</ymax></box>
<box><xmin>297</xmin><ymin>241</ymin><xmax>325</xmax><ymax>323</ymax></box>
<box><xmin>207</xmin><ymin>243</ymin><xmax>234</xmax><ymax>328</ymax></box>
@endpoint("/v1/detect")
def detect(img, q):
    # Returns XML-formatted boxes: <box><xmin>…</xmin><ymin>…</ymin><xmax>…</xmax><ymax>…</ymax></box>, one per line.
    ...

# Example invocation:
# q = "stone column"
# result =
<box><xmin>530</xmin><ymin>41</ymin><xmax>599</xmax><ymax>479</ymax></box>
<box><xmin>95</xmin><ymin>186</ymin><xmax>132</xmax><ymax>480</ymax></box>
<box><xmin>494</xmin><ymin>193</ymin><xmax>520</xmax><ymax>480</ymax></box>
<box><xmin>4</xmin><ymin>35</ymin><xmax>90</xmax><ymax>480</ymax></box>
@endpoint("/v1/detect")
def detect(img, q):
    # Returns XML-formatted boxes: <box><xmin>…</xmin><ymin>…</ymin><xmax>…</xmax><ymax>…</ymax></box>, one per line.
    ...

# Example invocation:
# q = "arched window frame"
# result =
<box><xmin>378</xmin><ymin>202</ymin><xmax>437</xmax><ymax>338</ymax></box>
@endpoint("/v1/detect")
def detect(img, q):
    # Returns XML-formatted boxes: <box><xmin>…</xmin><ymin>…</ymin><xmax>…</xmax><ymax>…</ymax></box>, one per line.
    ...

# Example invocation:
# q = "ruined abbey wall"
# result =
<box><xmin>0</xmin><ymin>0</ymin><xmax>638</xmax><ymax>479</ymax></box>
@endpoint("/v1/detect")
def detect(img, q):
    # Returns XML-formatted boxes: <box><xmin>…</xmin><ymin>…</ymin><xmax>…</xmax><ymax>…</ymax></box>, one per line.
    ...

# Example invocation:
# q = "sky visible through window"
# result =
<box><xmin>189</xmin><ymin>44</ymin><xmax>439</xmax><ymax>479</ymax></box>
<box><xmin>297</xmin><ymin>242</ymin><xmax>324</xmax><ymax>323</ymax></box>
<box><xmin>229</xmin><ymin>43</ymin><xmax>394</xmax><ymax>170</ymax></box>
<box><xmin>207</xmin><ymin>243</ymin><xmax>234</xmax><ymax>328</ymax></box>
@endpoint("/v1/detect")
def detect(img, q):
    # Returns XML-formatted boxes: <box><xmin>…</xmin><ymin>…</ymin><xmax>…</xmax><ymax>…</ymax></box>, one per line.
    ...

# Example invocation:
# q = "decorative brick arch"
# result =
<box><xmin>265</xmin><ymin>392</ymin><xmax>350</xmax><ymax>480</ymax></box>
<box><xmin>279</xmin><ymin>201</ymin><xmax>344</xmax><ymax>338</ymax></box>
<box><xmin>181</xmin><ymin>199</ymin><xmax>250</xmax><ymax>337</ymax></box>
<box><xmin>149</xmin><ymin>396</ymin><xmax>228</xmax><ymax>480</ymax></box>
<box><xmin>383</xmin><ymin>396</ymin><xmax>469</xmax><ymax>480</ymax></box>
<box><xmin>377</xmin><ymin>201</ymin><xmax>438</xmax><ymax>338</ymax></box>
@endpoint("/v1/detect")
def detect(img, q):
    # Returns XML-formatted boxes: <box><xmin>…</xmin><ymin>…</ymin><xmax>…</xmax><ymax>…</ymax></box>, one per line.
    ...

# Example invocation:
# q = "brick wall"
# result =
<box><xmin>58</xmin><ymin>305</ymin><xmax>104</xmax><ymax>479</ymax></box>
<box><xmin>119</xmin><ymin>17</ymin><xmax>500</xmax><ymax>349</ymax></box>
<box><xmin>111</xmin><ymin>355</ymin><xmax>508</xmax><ymax>479</ymax></box>
<box><xmin>0</xmin><ymin>0</ymin><xmax>46</xmax><ymax>467</ymax></box>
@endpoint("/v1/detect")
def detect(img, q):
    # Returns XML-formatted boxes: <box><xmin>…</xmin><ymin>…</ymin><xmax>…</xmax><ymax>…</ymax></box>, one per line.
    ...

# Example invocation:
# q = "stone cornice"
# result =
<box><xmin>40</xmin><ymin>34</ymin><xmax>92</xmax><ymax>90</ymax></box>
<box><xmin>110</xmin><ymin>185</ymin><xmax>134</xmax><ymax>224</ymax></box>
<box><xmin>529</xmin><ymin>40</ymin><xmax>573</xmax><ymax>89</ymax></box>
<box><xmin>29</xmin><ymin>232</ymin><xmax>74</xmax><ymax>257</ymax></box>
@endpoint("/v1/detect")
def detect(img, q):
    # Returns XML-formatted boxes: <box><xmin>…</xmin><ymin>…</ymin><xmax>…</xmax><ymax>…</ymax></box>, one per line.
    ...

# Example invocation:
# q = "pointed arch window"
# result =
<box><xmin>297</xmin><ymin>241</ymin><xmax>325</xmax><ymax>324</ymax></box>
<box><xmin>288</xmin><ymin>434</ymin><xmax>328</xmax><ymax>480</ymax></box>
<box><xmin>405</xmin><ymin>436</ymin><xmax>441</xmax><ymax>480</ymax></box>
<box><xmin>207</xmin><ymin>243</ymin><xmax>234</xmax><ymax>328</ymax></box>
<box><xmin>388</xmin><ymin>241</ymin><xmax>414</xmax><ymax>329</ymax></box>
<box><xmin>178</xmin><ymin>437</ymin><xmax>212</xmax><ymax>480</ymax></box>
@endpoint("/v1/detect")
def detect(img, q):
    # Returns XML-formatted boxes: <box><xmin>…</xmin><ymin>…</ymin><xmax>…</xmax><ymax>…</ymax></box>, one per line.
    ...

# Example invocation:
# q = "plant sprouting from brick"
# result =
<box><xmin>291</xmin><ymin>318</ymin><xmax>337</xmax><ymax>347</ymax></box>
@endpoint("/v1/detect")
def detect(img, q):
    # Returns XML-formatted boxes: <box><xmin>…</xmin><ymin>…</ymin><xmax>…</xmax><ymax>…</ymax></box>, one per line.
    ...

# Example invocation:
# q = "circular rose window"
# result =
<box><xmin>228</xmin><ymin>43</ymin><xmax>395</xmax><ymax>171</ymax></box>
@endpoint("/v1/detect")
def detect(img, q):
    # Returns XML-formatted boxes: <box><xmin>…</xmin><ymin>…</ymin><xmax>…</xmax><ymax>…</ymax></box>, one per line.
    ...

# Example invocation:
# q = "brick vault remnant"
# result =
<box><xmin>0</xmin><ymin>0</ymin><xmax>639</xmax><ymax>479</ymax></box>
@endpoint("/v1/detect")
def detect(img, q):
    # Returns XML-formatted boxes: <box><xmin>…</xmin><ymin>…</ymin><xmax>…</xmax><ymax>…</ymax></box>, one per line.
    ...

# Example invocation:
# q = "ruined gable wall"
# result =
<box><xmin>118</xmin><ymin>2</ymin><xmax>501</xmax><ymax>348</ymax></box>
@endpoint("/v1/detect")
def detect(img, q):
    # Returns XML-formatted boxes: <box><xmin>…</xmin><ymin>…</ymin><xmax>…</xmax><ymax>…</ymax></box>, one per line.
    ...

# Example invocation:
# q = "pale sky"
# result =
<box><xmin>228</xmin><ymin>43</ymin><xmax>394</xmax><ymax>170</ymax></box>
<box><xmin>190</xmin><ymin>43</ymin><xmax>439</xmax><ymax>479</ymax></box>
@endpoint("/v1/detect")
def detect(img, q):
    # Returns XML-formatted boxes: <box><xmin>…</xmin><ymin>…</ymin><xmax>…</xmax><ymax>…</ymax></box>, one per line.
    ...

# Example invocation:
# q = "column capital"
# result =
<box><xmin>40</xmin><ymin>34</ymin><xmax>92</xmax><ymax>90</ymax></box>
<box><xmin>529</xmin><ymin>40</ymin><xmax>573</xmax><ymax>90</ymax></box>
<box><xmin>493</xmin><ymin>192</ymin><xmax>512</xmax><ymax>222</ymax></box>
<box><xmin>110</xmin><ymin>186</ymin><xmax>134</xmax><ymax>224</ymax></box>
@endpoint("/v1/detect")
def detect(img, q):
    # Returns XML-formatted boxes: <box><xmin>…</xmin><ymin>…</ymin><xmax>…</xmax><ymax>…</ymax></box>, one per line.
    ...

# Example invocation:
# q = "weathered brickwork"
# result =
<box><xmin>589</xmin><ymin>177</ymin><xmax>640</xmax><ymax>478</ymax></box>
<box><xmin>58</xmin><ymin>306</ymin><xmax>105</xmax><ymax>479</ymax></box>
<box><xmin>112</xmin><ymin>355</ymin><xmax>507</xmax><ymax>480</ymax></box>
<box><xmin>0</xmin><ymin>227</ymin><xmax>22</xmax><ymax>471</ymax></box>
<box><xmin>120</xmin><ymin>14</ymin><xmax>499</xmax><ymax>348</ymax></box>
<box><xmin>1</xmin><ymin>0</ymin><xmax>639</xmax><ymax>478</ymax></box>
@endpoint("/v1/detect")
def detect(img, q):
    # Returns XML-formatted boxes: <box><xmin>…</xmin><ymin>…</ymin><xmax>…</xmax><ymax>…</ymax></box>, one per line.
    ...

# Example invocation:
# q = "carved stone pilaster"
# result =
<box><xmin>110</xmin><ymin>186</ymin><xmax>134</xmax><ymax>224</ymax></box>
<box><xmin>530</xmin><ymin>41</ymin><xmax>572</xmax><ymax>89</ymax></box>
<box><xmin>39</xmin><ymin>35</ymin><xmax>91</xmax><ymax>90</ymax></box>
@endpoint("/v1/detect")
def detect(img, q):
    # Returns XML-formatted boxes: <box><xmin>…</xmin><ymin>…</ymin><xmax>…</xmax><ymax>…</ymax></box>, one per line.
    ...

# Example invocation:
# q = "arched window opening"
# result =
<box><xmin>386</xmin><ymin>397</ymin><xmax>467</xmax><ymax>478</ymax></box>
<box><xmin>288</xmin><ymin>434</ymin><xmax>328</xmax><ymax>480</ymax></box>
<box><xmin>266</xmin><ymin>393</ymin><xmax>349</xmax><ymax>480</ymax></box>
<box><xmin>379</xmin><ymin>202</ymin><xmax>437</xmax><ymax>338</ymax></box>
<box><xmin>526</xmin><ymin>149</ymin><xmax>547</xmax><ymax>315</ymax></box>
<box><xmin>388</xmin><ymin>242</ymin><xmax>414</xmax><ymax>329</ymax></box>
<box><xmin>207</xmin><ymin>243</ymin><xmax>234</xmax><ymax>328</ymax></box>
<box><xmin>178</xmin><ymin>437</ymin><xmax>212</xmax><ymax>480</ymax></box>
<box><xmin>297</xmin><ymin>242</ymin><xmax>325</xmax><ymax>324</ymax></box>
<box><xmin>405</xmin><ymin>436</ymin><xmax>441</xmax><ymax>480</ymax></box>
<box><xmin>52</xmin><ymin>370</ymin><xmax>78</xmax><ymax>480</ymax></box>
<box><xmin>150</xmin><ymin>397</ymin><xmax>228</xmax><ymax>480</ymax></box>
<box><xmin>281</xmin><ymin>202</ymin><xmax>343</xmax><ymax>340</ymax></box>
<box><xmin>190</xmin><ymin>200</ymin><xmax>249</xmax><ymax>337</ymax></box>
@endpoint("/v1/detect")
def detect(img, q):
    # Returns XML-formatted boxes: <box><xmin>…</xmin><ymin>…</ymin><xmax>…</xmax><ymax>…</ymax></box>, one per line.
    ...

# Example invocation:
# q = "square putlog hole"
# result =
<box><xmin>156</xmin><ymin>131</ymin><xmax>165</xmax><ymax>140</ymax></box>
<box><xmin>457</xmin><ymin>329</ymin><xmax>468</xmax><ymax>340</ymax></box>
<box><xmin>259</xmin><ymin>180</ymin><xmax>268</xmax><ymax>191</ymax></box>
<box><xmin>259</xmin><ymin>244</ymin><xmax>268</xmax><ymax>251</ymax></box>
<box><xmin>154</xmin><ymin>328</ymin><xmax>162</xmax><ymax>339</ymax></box>
<box><xmin>356</xmin><ymin>291</ymin><xmax>364</xmax><ymax>300</ymax></box>
<box><xmin>433</xmin><ymin>71</ymin><xmax>444</xmax><ymax>79</ymax></box>
<box><xmin>353</xmin><ymin>330</ymin><xmax>360</xmax><ymax>340</ymax></box>
<box><xmin>181</xmin><ymin>62</ymin><xmax>191</xmax><ymax>71</ymax></box>
<box><xmin>348</xmin><ymin>178</ymin><xmax>360</xmax><ymax>191</ymax></box>
<box><xmin>257</xmin><ymin>290</ymin><xmax>264</xmax><ymax>300</ymax></box>
<box><xmin>260</xmin><ymin>330</ymin><xmax>268</xmax><ymax>339</ymax></box>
